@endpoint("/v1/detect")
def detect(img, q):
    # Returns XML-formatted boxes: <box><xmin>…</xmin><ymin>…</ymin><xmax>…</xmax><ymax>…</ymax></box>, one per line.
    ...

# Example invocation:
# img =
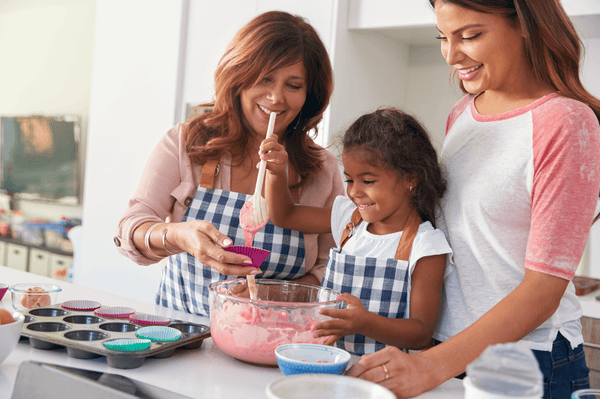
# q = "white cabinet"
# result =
<box><xmin>29</xmin><ymin>248</ymin><xmax>51</xmax><ymax>277</ymax></box>
<box><xmin>348</xmin><ymin>0</ymin><xmax>436</xmax><ymax>39</ymax></box>
<box><xmin>6</xmin><ymin>243</ymin><xmax>28</xmax><ymax>271</ymax></box>
<box><xmin>0</xmin><ymin>239</ymin><xmax>73</xmax><ymax>279</ymax></box>
<box><xmin>0</xmin><ymin>240</ymin><xmax>6</xmax><ymax>266</ymax></box>
<box><xmin>49</xmin><ymin>254</ymin><xmax>73</xmax><ymax>281</ymax></box>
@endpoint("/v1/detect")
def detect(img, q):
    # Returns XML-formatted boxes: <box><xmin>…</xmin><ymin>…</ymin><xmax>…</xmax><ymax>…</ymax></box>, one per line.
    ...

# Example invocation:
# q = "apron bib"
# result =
<box><xmin>156</xmin><ymin>159</ymin><xmax>306</xmax><ymax>316</ymax></box>
<box><xmin>322</xmin><ymin>208</ymin><xmax>421</xmax><ymax>355</ymax></box>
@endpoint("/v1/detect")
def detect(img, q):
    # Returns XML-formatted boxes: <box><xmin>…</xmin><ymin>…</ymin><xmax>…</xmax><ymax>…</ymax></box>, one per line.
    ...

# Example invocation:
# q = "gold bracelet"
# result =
<box><xmin>144</xmin><ymin>223</ymin><xmax>162</xmax><ymax>260</ymax></box>
<box><xmin>162</xmin><ymin>228</ymin><xmax>176</xmax><ymax>255</ymax></box>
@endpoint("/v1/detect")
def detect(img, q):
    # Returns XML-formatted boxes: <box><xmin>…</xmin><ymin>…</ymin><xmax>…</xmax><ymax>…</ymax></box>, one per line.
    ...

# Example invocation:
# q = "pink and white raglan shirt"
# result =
<box><xmin>434</xmin><ymin>93</ymin><xmax>600</xmax><ymax>351</ymax></box>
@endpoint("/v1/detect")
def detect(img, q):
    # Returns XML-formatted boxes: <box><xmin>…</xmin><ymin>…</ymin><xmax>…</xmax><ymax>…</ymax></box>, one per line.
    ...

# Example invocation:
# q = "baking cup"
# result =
<box><xmin>103</xmin><ymin>338</ymin><xmax>151</xmax><ymax>352</ymax></box>
<box><xmin>136</xmin><ymin>326</ymin><xmax>182</xmax><ymax>342</ymax></box>
<box><xmin>129</xmin><ymin>312</ymin><xmax>171</xmax><ymax>325</ymax></box>
<box><xmin>94</xmin><ymin>306</ymin><xmax>135</xmax><ymax>318</ymax></box>
<box><xmin>61</xmin><ymin>300</ymin><xmax>102</xmax><ymax>311</ymax></box>
<box><xmin>0</xmin><ymin>283</ymin><xmax>7</xmax><ymax>301</ymax></box>
<box><xmin>224</xmin><ymin>246</ymin><xmax>270</xmax><ymax>267</ymax></box>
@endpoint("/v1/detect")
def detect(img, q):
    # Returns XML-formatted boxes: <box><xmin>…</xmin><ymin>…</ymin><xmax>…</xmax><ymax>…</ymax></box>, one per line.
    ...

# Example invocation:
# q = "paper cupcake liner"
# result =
<box><xmin>61</xmin><ymin>300</ymin><xmax>102</xmax><ymax>311</ymax></box>
<box><xmin>94</xmin><ymin>306</ymin><xmax>135</xmax><ymax>318</ymax></box>
<box><xmin>136</xmin><ymin>326</ymin><xmax>182</xmax><ymax>342</ymax></box>
<box><xmin>224</xmin><ymin>246</ymin><xmax>270</xmax><ymax>268</ymax></box>
<box><xmin>0</xmin><ymin>283</ymin><xmax>7</xmax><ymax>301</ymax></box>
<box><xmin>129</xmin><ymin>312</ymin><xmax>171</xmax><ymax>325</ymax></box>
<box><xmin>103</xmin><ymin>338</ymin><xmax>151</xmax><ymax>352</ymax></box>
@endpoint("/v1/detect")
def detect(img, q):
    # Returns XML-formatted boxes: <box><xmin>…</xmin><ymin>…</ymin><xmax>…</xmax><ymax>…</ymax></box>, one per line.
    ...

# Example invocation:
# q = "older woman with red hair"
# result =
<box><xmin>115</xmin><ymin>11</ymin><xmax>344</xmax><ymax>316</ymax></box>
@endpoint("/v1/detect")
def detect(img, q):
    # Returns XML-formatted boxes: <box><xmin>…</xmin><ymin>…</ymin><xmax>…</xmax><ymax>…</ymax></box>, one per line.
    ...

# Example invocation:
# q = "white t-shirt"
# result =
<box><xmin>331</xmin><ymin>195</ymin><xmax>452</xmax><ymax>278</ymax></box>
<box><xmin>434</xmin><ymin>93</ymin><xmax>600</xmax><ymax>351</ymax></box>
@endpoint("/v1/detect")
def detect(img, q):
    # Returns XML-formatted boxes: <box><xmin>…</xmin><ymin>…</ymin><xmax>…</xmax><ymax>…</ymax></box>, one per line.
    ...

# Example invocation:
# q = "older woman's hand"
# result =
<box><xmin>346</xmin><ymin>346</ymin><xmax>440</xmax><ymax>398</ymax></box>
<box><xmin>168</xmin><ymin>220</ymin><xmax>260</xmax><ymax>276</ymax></box>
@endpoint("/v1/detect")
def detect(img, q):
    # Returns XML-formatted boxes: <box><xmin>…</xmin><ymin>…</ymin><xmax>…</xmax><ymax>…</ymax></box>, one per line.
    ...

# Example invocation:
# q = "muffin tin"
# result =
<box><xmin>17</xmin><ymin>303</ymin><xmax>210</xmax><ymax>369</ymax></box>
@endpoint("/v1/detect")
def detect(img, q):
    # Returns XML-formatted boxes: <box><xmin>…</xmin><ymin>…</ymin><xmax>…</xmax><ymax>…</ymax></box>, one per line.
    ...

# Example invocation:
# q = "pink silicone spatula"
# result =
<box><xmin>240</xmin><ymin>111</ymin><xmax>277</xmax><ymax>299</ymax></box>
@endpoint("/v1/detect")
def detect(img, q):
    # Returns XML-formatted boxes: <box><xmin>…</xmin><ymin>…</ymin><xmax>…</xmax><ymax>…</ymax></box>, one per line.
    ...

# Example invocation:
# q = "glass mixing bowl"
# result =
<box><xmin>209</xmin><ymin>279</ymin><xmax>343</xmax><ymax>367</ymax></box>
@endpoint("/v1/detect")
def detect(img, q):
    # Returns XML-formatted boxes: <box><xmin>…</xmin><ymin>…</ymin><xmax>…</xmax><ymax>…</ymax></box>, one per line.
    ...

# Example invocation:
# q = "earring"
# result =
<box><xmin>409</xmin><ymin>186</ymin><xmax>413</xmax><ymax>192</ymax></box>
<box><xmin>293</xmin><ymin>111</ymin><xmax>302</xmax><ymax>131</ymax></box>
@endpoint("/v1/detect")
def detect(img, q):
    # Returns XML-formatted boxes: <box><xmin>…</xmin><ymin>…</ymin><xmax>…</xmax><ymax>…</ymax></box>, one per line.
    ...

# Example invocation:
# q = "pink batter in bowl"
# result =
<box><xmin>209</xmin><ymin>279</ymin><xmax>343</xmax><ymax>367</ymax></box>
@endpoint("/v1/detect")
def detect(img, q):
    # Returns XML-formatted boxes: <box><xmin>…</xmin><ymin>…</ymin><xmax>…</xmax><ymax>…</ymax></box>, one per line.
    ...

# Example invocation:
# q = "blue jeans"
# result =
<box><xmin>532</xmin><ymin>332</ymin><xmax>590</xmax><ymax>399</ymax></box>
<box><xmin>433</xmin><ymin>332</ymin><xmax>590</xmax><ymax>397</ymax></box>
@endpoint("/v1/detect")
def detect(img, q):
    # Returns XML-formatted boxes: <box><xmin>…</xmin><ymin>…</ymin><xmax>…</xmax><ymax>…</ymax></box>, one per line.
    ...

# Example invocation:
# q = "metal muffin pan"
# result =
<box><xmin>18</xmin><ymin>303</ymin><xmax>211</xmax><ymax>369</ymax></box>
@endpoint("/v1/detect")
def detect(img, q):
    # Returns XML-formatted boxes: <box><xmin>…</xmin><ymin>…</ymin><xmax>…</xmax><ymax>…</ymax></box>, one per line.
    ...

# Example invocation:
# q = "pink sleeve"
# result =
<box><xmin>445</xmin><ymin>94</ymin><xmax>474</xmax><ymax>135</ymax></box>
<box><xmin>115</xmin><ymin>124</ymin><xmax>195</xmax><ymax>265</ymax></box>
<box><xmin>526</xmin><ymin>98</ymin><xmax>600</xmax><ymax>280</ymax></box>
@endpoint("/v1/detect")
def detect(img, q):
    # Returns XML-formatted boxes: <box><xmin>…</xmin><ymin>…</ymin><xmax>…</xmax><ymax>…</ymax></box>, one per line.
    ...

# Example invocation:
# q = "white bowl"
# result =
<box><xmin>266</xmin><ymin>374</ymin><xmax>396</xmax><ymax>399</ymax></box>
<box><xmin>0</xmin><ymin>311</ymin><xmax>25</xmax><ymax>364</ymax></box>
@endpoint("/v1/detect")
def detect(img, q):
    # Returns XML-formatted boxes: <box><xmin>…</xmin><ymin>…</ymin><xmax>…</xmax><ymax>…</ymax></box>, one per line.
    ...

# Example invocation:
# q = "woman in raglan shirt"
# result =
<box><xmin>347</xmin><ymin>0</ymin><xmax>600</xmax><ymax>398</ymax></box>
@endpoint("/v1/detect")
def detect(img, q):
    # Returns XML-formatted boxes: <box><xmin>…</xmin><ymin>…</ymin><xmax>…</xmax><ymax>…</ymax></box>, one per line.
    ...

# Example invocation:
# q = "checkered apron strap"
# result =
<box><xmin>395</xmin><ymin>209</ymin><xmax>421</xmax><ymax>261</ymax></box>
<box><xmin>340</xmin><ymin>208</ymin><xmax>422</xmax><ymax>260</ymax></box>
<box><xmin>199</xmin><ymin>158</ymin><xmax>219</xmax><ymax>189</ymax></box>
<box><xmin>340</xmin><ymin>209</ymin><xmax>362</xmax><ymax>248</ymax></box>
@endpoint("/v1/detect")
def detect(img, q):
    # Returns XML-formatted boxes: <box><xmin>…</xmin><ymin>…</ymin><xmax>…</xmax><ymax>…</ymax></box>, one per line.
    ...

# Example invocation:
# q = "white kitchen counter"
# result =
<box><xmin>0</xmin><ymin>266</ymin><xmax>463</xmax><ymax>398</ymax></box>
<box><xmin>577</xmin><ymin>289</ymin><xmax>600</xmax><ymax>320</ymax></box>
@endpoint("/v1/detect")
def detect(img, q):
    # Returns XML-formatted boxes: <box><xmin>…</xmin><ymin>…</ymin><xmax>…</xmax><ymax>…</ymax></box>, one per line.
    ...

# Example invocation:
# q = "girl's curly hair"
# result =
<box><xmin>342</xmin><ymin>108</ymin><xmax>446</xmax><ymax>227</ymax></box>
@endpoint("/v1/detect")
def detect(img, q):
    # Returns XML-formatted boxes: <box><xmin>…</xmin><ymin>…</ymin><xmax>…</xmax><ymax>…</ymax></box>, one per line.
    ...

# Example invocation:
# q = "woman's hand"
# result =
<box><xmin>168</xmin><ymin>220</ymin><xmax>259</xmax><ymax>276</ymax></box>
<box><xmin>314</xmin><ymin>293</ymin><xmax>370</xmax><ymax>338</ymax></box>
<box><xmin>259</xmin><ymin>134</ymin><xmax>288</xmax><ymax>177</ymax></box>
<box><xmin>346</xmin><ymin>346</ymin><xmax>439</xmax><ymax>398</ymax></box>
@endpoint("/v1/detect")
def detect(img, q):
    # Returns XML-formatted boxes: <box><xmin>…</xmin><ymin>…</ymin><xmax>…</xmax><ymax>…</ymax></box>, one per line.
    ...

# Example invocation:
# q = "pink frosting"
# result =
<box><xmin>210</xmin><ymin>301</ymin><xmax>329</xmax><ymax>365</ymax></box>
<box><xmin>240</xmin><ymin>202</ymin><xmax>268</xmax><ymax>246</ymax></box>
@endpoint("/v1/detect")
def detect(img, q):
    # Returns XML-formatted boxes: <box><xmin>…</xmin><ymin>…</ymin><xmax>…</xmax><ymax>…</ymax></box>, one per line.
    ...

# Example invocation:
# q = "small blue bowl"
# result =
<box><xmin>275</xmin><ymin>344</ymin><xmax>351</xmax><ymax>376</ymax></box>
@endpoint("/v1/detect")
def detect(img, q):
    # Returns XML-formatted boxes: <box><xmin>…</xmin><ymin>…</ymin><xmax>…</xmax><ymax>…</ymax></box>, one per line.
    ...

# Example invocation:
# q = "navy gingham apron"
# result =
<box><xmin>156</xmin><ymin>159</ymin><xmax>306</xmax><ymax>316</ymax></box>
<box><xmin>322</xmin><ymin>208</ymin><xmax>421</xmax><ymax>355</ymax></box>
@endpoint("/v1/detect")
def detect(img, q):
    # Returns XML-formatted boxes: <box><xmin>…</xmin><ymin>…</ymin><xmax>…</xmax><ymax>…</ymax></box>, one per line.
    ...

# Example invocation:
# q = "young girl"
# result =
<box><xmin>261</xmin><ymin>107</ymin><xmax>452</xmax><ymax>356</ymax></box>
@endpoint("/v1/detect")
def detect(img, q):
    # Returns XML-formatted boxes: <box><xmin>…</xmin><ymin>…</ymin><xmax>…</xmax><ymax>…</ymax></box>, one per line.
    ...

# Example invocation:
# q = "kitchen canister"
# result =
<box><xmin>463</xmin><ymin>342</ymin><xmax>543</xmax><ymax>399</ymax></box>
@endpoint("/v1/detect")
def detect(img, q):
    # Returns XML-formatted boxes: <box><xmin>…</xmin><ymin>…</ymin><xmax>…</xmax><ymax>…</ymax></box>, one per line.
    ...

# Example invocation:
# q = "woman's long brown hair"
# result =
<box><xmin>185</xmin><ymin>11</ymin><xmax>333</xmax><ymax>187</ymax></box>
<box><xmin>430</xmin><ymin>0</ymin><xmax>600</xmax><ymax>222</ymax></box>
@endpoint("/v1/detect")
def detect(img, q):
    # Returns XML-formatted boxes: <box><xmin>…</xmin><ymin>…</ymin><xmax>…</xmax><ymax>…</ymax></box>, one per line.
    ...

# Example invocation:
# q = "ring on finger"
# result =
<box><xmin>382</xmin><ymin>364</ymin><xmax>389</xmax><ymax>380</ymax></box>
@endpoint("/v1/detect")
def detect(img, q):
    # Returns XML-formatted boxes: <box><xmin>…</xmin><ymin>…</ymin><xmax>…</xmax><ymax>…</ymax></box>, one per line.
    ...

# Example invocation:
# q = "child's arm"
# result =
<box><xmin>261</xmin><ymin>134</ymin><xmax>332</xmax><ymax>234</ymax></box>
<box><xmin>315</xmin><ymin>254</ymin><xmax>446</xmax><ymax>350</ymax></box>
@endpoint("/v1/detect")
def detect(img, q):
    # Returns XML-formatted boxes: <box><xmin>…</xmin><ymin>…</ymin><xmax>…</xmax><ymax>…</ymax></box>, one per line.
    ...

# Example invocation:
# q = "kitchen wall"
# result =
<box><xmin>0</xmin><ymin>0</ymin><xmax>95</xmax><ymax>220</ymax></box>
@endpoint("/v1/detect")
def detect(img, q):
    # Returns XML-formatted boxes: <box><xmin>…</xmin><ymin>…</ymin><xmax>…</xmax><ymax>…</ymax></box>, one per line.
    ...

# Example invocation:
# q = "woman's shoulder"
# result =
<box><xmin>532</xmin><ymin>94</ymin><xmax>600</xmax><ymax>142</ymax></box>
<box><xmin>447</xmin><ymin>94</ymin><xmax>476</xmax><ymax>132</ymax></box>
<box><xmin>316</xmin><ymin>144</ymin><xmax>341</xmax><ymax>165</ymax></box>
<box><xmin>538</xmin><ymin>94</ymin><xmax>598</xmax><ymax>122</ymax></box>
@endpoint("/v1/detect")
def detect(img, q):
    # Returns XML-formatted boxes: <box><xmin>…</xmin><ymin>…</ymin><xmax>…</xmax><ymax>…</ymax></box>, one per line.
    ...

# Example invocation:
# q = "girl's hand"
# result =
<box><xmin>259</xmin><ymin>134</ymin><xmax>288</xmax><ymax>177</ymax></box>
<box><xmin>168</xmin><ymin>220</ymin><xmax>259</xmax><ymax>276</ymax></box>
<box><xmin>323</xmin><ymin>334</ymin><xmax>342</xmax><ymax>346</ymax></box>
<box><xmin>346</xmin><ymin>346</ymin><xmax>438</xmax><ymax>398</ymax></box>
<box><xmin>314</xmin><ymin>293</ymin><xmax>370</xmax><ymax>338</ymax></box>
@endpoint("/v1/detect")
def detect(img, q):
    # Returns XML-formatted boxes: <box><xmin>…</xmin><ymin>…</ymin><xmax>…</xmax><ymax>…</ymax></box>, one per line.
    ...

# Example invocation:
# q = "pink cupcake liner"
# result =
<box><xmin>129</xmin><ymin>312</ymin><xmax>170</xmax><ymax>325</ymax></box>
<box><xmin>224</xmin><ymin>246</ymin><xmax>270</xmax><ymax>268</ymax></box>
<box><xmin>61</xmin><ymin>300</ymin><xmax>102</xmax><ymax>311</ymax></box>
<box><xmin>0</xmin><ymin>283</ymin><xmax>7</xmax><ymax>301</ymax></box>
<box><xmin>94</xmin><ymin>306</ymin><xmax>135</xmax><ymax>318</ymax></box>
